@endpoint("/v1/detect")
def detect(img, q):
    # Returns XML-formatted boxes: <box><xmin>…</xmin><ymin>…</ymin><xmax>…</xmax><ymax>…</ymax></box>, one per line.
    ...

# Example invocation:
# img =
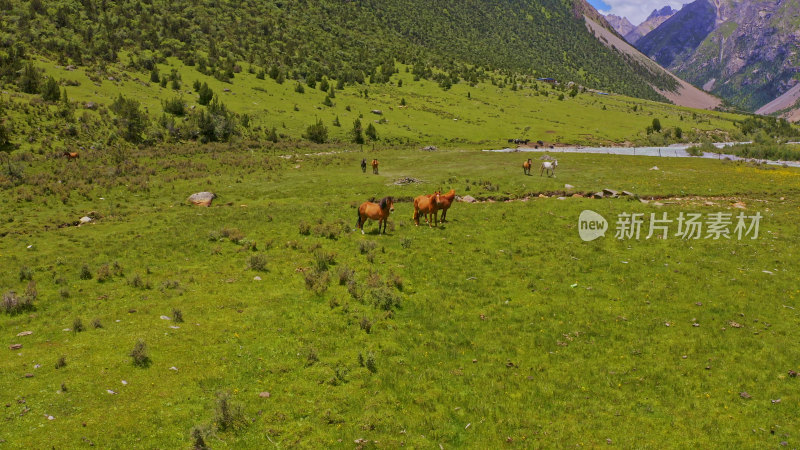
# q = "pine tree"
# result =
<box><xmin>351</xmin><ymin>118</ymin><xmax>364</xmax><ymax>145</ymax></box>
<box><xmin>41</xmin><ymin>77</ymin><xmax>61</xmax><ymax>102</ymax></box>
<box><xmin>198</xmin><ymin>83</ymin><xmax>213</xmax><ymax>105</ymax></box>
<box><xmin>652</xmin><ymin>118</ymin><xmax>662</xmax><ymax>133</ymax></box>
<box><xmin>365</xmin><ymin>123</ymin><xmax>377</xmax><ymax>141</ymax></box>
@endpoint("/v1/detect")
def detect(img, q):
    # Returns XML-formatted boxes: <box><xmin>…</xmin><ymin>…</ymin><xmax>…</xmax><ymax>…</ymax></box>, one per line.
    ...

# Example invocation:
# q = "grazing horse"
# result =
<box><xmin>437</xmin><ymin>189</ymin><xmax>456</xmax><ymax>222</ymax></box>
<box><xmin>63</xmin><ymin>151</ymin><xmax>79</xmax><ymax>161</ymax></box>
<box><xmin>541</xmin><ymin>160</ymin><xmax>558</xmax><ymax>177</ymax></box>
<box><xmin>522</xmin><ymin>158</ymin><xmax>532</xmax><ymax>175</ymax></box>
<box><xmin>357</xmin><ymin>196</ymin><xmax>394</xmax><ymax>234</ymax></box>
<box><xmin>360</xmin><ymin>158</ymin><xmax>367</xmax><ymax>173</ymax></box>
<box><xmin>371</xmin><ymin>159</ymin><xmax>379</xmax><ymax>174</ymax></box>
<box><xmin>413</xmin><ymin>192</ymin><xmax>442</xmax><ymax>227</ymax></box>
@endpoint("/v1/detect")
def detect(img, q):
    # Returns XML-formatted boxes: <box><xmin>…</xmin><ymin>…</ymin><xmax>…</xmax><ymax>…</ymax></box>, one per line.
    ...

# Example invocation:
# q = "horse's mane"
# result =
<box><xmin>379</xmin><ymin>196</ymin><xmax>392</xmax><ymax>209</ymax></box>
<box><xmin>441</xmin><ymin>189</ymin><xmax>456</xmax><ymax>200</ymax></box>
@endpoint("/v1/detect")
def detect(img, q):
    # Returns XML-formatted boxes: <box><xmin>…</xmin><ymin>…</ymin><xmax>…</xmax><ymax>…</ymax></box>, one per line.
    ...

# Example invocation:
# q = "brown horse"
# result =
<box><xmin>63</xmin><ymin>151</ymin><xmax>79</xmax><ymax>161</ymax></box>
<box><xmin>371</xmin><ymin>159</ymin><xmax>379</xmax><ymax>174</ymax></box>
<box><xmin>522</xmin><ymin>158</ymin><xmax>532</xmax><ymax>175</ymax></box>
<box><xmin>437</xmin><ymin>189</ymin><xmax>456</xmax><ymax>222</ymax></box>
<box><xmin>413</xmin><ymin>191</ymin><xmax>442</xmax><ymax>227</ymax></box>
<box><xmin>357</xmin><ymin>196</ymin><xmax>394</xmax><ymax>234</ymax></box>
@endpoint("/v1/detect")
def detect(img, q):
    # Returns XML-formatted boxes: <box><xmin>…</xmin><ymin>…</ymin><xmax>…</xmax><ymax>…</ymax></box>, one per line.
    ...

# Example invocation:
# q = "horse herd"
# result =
<box><xmin>523</xmin><ymin>158</ymin><xmax>558</xmax><ymax>176</ymax></box>
<box><xmin>355</xmin><ymin>154</ymin><xmax>558</xmax><ymax>234</ymax></box>
<box><xmin>356</xmin><ymin>189</ymin><xmax>456</xmax><ymax>234</ymax></box>
<box><xmin>361</xmin><ymin>158</ymin><xmax>379</xmax><ymax>174</ymax></box>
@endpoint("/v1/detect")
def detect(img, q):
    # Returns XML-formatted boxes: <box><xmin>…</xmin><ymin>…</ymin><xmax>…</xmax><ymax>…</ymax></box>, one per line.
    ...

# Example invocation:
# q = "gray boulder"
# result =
<box><xmin>188</xmin><ymin>192</ymin><xmax>217</xmax><ymax>207</ymax></box>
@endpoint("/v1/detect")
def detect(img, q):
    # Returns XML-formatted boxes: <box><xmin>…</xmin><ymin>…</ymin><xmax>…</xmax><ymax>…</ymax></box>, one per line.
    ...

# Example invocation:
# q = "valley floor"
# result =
<box><xmin>2</xmin><ymin>145</ymin><xmax>799</xmax><ymax>447</ymax></box>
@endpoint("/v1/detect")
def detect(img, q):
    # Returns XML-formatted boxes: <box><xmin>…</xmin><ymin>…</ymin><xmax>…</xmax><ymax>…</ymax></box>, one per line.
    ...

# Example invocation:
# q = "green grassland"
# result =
<box><xmin>2</xmin><ymin>145</ymin><xmax>800</xmax><ymax>447</ymax></box>
<box><xmin>2</xmin><ymin>54</ymin><xmax>747</xmax><ymax>154</ymax></box>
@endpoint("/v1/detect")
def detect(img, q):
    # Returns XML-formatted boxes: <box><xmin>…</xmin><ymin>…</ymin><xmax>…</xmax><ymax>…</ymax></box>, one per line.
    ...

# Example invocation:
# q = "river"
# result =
<box><xmin>484</xmin><ymin>143</ymin><xmax>800</xmax><ymax>168</ymax></box>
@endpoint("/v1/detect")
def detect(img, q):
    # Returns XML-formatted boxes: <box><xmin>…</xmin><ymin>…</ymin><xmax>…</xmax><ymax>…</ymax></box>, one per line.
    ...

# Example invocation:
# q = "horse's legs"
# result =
<box><xmin>540</xmin><ymin>166</ymin><xmax>544</xmax><ymax>176</ymax></box>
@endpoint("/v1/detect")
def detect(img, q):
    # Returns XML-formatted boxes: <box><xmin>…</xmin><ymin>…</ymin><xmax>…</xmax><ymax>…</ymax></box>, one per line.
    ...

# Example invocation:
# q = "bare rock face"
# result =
<box><xmin>606</xmin><ymin>14</ymin><xmax>635</xmax><ymax>37</ymax></box>
<box><xmin>188</xmin><ymin>192</ymin><xmax>217</xmax><ymax>207</ymax></box>
<box><xmin>625</xmin><ymin>6</ymin><xmax>676</xmax><ymax>44</ymax></box>
<box><xmin>636</xmin><ymin>0</ymin><xmax>800</xmax><ymax>112</ymax></box>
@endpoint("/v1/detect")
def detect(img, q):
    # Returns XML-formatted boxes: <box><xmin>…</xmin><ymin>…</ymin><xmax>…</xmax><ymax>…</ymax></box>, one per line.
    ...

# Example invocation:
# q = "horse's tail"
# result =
<box><xmin>356</xmin><ymin>206</ymin><xmax>362</xmax><ymax>228</ymax></box>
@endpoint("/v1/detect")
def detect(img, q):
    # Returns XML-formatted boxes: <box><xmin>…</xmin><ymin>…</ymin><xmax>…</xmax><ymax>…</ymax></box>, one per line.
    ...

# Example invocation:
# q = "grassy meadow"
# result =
<box><xmin>2</xmin><ymin>144</ymin><xmax>800</xmax><ymax>447</ymax></box>
<box><xmin>2</xmin><ymin>54</ymin><xmax>747</xmax><ymax>154</ymax></box>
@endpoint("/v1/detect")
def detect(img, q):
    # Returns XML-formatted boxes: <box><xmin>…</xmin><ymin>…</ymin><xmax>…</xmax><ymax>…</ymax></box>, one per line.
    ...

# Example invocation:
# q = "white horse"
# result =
<box><xmin>540</xmin><ymin>160</ymin><xmax>558</xmax><ymax>177</ymax></box>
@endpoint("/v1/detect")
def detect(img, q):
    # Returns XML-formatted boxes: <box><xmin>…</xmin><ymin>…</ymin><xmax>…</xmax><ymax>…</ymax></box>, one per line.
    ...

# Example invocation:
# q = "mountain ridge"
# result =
<box><xmin>634</xmin><ymin>0</ymin><xmax>800</xmax><ymax>114</ymax></box>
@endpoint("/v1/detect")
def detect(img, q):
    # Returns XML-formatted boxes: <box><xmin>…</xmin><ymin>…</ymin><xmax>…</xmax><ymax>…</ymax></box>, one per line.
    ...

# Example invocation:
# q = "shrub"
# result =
<box><xmin>214</xmin><ymin>392</ymin><xmax>247</xmax><ymax>431</ymax></box>
<box><xmin>359</xmin><ymin>317</ymin><xmax>372</xmax><ymax>334</ymax></box>
<box><xmin>73</xmin><ymin>318</ymin><xmax>84</xmax><ymax>333</ymax></box>
<box><xmin>313</xmin><ymin>249</ymin><xmax>336</xmax><ymax>271</ymax></box>
<box><xmin>172</xmin><ymin>308</ymin><xmax>184</xmax><ymax>323</ymax></box>
<box><xmin>365</xmin><ymin>352</ymin><xmax>377</xmax><ymax>373</ymax></box>
<box><xmin>306</xmin><ymin>348</ymin><xmax>319</xmax><ymax>366</ymax></box>
<box><xmin>400</xmin><ymin>237</ymin><xmax>412</xmax><ymax>249</ymax></box>
<box><xmin>97</xmin><ymin>264</ymin><xmax>112</xmax><ymax>282</ymax></box>
<box><xmin>191</xmin><ymin>424</ymin><xmax>211</xmax><ymax>449</ymax></box>
<box><xmin>2</xmin><ymin>291</ymin><xmax>33</xmax><ymax>314</ymax></box>
<box><xmin>110</xmin><ymin>94</ymin><xmax>148</xmax><ymax>144</ymax></box>
<box><xmin>303</xmin><ymin>119</ymin><xmax>328</xmax><ymax>144</ymax></box>
<box><xmin>389</xmin><ymin>273</ymin><xmax>404</xmax><ymax>291</ymax></box>
<box><xmin>247</xmin><ymin>254</ymin><xmax>268</xmax><ymax>271</ymax></box>
<box><xmin>346</xmin><ymin>278</ymin><xmax>361</xmax><ymax>300</ymax></box>
<box><xmin>219</xmin><ymin>227</ymin><xmax>245</xmax><ymax>243</ymax></box>
<box><xmin>370</xmin><ymin>287</ymin><xmax>401</xmax><ymax>311</ymax></box>
<box><xmin>359</xmin><ymin>240</ymin><xmax>377</xmax><ymax>254</ymax></box>
<box><xmin>79</xmin><ymin>264</ymin><xmax>93</xmax><ymax>280</ymax></box>
<box><xmin>129</xmin><ymin>274</ymin><xmax>150</xmax><ymax>289</ymax></box>
<box><xmin>163</xmin><ymin>97</ymin><xmax>186</xmax><ymax>116</ymax></box>
<box><xmin>130</xmin><ymin>339</ymin><xmax>151</xmax><ymax>367</ymax></box>
<box><xmin>298</xmin><ymin>221</ymin><xmax>311</xmax><ymax>235</ymax></box>
<box><xmin>338</xmin><ymin>266</ymin><xmax>354</xmax><ymax>285</ymax></box>
<box><xmin>19</xmin><ymin>265</ymin><xmax>33</xmax><ymax>281</ymax></box>
<box><xmin>304</xmin><ymin>268</ymin><xmax>330</xmax><ymax>295</ymax></box>
<box><xmin>55</xmin><ymin>356</ymin><xmax>67</xmax><ymax>369</ymax></box>
<box><xmin>91</xmin><ymin>318</ymin><xmax>103</xmax><ymax>329</ymax></box>
<box><xmin>24</xmin><ymin>280</ymin><xmax>37</xmax><ymax>302</ymax></box>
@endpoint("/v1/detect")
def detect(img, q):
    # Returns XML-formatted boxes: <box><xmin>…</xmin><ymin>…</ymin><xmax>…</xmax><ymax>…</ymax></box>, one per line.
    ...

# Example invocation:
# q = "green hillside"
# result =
<box><xmin>0</xmin><ymin>53</ymin><xmax>746</xmax><ymax>157</ymax></box>
<box><xmin>0</xmin><ymin>0</ymin><xmax>677</xmax><ymax>99</ymax></box>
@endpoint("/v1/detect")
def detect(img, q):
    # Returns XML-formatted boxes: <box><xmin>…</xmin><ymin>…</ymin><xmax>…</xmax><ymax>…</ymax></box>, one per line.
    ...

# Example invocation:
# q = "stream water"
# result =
<box><xmin>484</xmin><ymin>143</ymin><xmax>800</xmax><ymax>168</ymax></box>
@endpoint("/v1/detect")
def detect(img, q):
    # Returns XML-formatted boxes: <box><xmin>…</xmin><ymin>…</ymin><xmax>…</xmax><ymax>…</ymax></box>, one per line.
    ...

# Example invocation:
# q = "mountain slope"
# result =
<box><xmin>625</xmin><ymin>7</ymin><xmax>676</xmax><ymax>44</ymax></box>
<box><xmin>635</xmin><ymin>0</ymin><xmax>717</xmax><ymax>67</ymax></box>
<box><xmin>606</xmin><ymin>15</ymin><xmax>635</xmax><ymax>36</ymax></box>
<box><xmin>636</xmin><ymin>0</ymin><xmax>800</xmax><ymax>113</ymax></box>
<box><xmin>0</xmin><ymin>0</ymin><xmax>680</xmax><ymax>103</ymax></box>
<box><xmin>584</xmin><ymin>17</ymin><xmax>721</xmax><ymax>110</ymax></box>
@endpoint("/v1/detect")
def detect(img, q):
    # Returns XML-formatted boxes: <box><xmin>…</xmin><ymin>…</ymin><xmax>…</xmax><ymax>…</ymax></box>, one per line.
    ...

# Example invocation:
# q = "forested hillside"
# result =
<box><xmin>0</xmin><ymin>0</ymin><xmax>702</xmax><ymax>155</ymax></box>
<box><xmin>0</xmin><ymin>0</ymin><xmax>677</xmax><ymax>100</ymax></box>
